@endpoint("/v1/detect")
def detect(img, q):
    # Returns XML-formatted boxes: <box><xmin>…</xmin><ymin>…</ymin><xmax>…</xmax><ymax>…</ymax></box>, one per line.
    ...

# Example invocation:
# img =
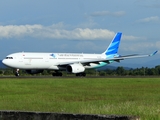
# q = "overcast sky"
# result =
<box><xmin>0</xmin><ymin>0</ymin><xmax>159</xmax><ymax>66</ymax></box>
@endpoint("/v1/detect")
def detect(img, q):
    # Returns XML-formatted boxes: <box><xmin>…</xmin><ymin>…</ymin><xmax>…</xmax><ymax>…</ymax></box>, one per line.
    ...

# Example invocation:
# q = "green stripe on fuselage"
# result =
<box><xmin>93</xmin><ymin>61</ymin><xmax>114</xmax><ymax>69</ymax></box>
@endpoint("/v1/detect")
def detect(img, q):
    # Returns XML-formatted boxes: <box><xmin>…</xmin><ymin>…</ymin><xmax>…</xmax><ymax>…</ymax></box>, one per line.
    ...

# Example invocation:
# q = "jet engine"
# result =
<box><xmin>66</xmin><ymin>64</ymin><xmax>85</xmax><ymax>73</ymax></box>
<box><xmin>25</xmin><ymin>70</ymin><xmax>44</xmax><ymax>74</ymax></box>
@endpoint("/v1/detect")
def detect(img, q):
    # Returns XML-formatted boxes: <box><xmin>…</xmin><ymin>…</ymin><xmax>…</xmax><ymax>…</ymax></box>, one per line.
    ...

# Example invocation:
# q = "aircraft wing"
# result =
<box><xmin>58</xmin><ymin>51</ymin><xmax>158</xmax><ymax>66</ymax></box>
<box><xmin>116</xmin><ymin>50</ymin><xmax>158</xmax><ymax>59</ymax></box>
<box><xmin>82</xmin><ymin>50</ymin><xmax>158</xmax><ymax>65</ymax></box>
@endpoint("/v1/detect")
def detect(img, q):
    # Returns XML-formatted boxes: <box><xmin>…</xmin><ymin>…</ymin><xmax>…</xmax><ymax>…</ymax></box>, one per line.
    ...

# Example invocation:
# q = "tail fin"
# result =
<box><xmin>102</xmin><ymin>32</ymin><xmax>122</xmax><ymax>56</ymax></box>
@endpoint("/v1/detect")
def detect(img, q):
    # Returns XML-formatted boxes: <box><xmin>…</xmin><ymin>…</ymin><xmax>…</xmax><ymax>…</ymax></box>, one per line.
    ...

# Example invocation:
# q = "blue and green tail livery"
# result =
<box><xmin>103</xmin><ymin>32</ymin><xmax>122</xmax><ymax>56</ymax></box>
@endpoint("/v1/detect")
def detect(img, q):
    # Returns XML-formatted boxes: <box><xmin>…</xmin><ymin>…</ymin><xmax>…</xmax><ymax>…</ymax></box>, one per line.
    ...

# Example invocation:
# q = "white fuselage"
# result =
<box><xmin>2</xmin><ymin>52</ymin><xmax>108</xmax><ymax>70</ymax></box>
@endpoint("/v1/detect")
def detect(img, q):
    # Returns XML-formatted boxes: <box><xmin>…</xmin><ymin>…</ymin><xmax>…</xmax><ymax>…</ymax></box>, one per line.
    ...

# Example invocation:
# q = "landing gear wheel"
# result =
<box><xmin>15</xmin><ymin>69</ymin><xmax>19</xmax><ymax>77</ymax></box>
<box><xmin>15</xmin><ymin>73</ymin><xmax>19</xmax><ymax>77</ymax></box>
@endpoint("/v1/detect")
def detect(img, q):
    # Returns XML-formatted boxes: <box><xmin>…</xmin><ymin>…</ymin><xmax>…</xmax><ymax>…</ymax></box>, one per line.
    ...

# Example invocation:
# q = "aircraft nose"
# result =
<box><xmin>2</xmin><ymin>59</ymin><xmax>10</xmax><ymax>67</ymax></box>
<box><xmin>2</xmin><ymin>58</ymin><xmax>16</xmax><ymax>68</ymax></box>
<box><xmin>2</xmin><ymin>59</ymin><xmax>7</xmax><ymax>65</ymax></box>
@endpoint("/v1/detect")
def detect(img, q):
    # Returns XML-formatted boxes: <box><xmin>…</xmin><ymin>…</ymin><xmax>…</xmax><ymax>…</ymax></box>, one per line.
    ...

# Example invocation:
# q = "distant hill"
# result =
<box><xmin>96</xmin><ymin>65</ymin><xmax>131</xmax><ymax>71</ymax></box>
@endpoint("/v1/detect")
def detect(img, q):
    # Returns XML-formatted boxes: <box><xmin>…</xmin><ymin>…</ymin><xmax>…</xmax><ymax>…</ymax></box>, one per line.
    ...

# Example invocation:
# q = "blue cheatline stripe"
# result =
<box><xmin>105</xmin><ymin>32</ymin><xmax>122</xmax><ymax>55</ymax></box>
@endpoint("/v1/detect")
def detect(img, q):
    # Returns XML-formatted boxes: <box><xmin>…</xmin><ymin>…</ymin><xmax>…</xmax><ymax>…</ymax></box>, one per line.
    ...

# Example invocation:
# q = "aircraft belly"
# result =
<box><xmin>84</xmin><ymin>62</ymin><xmax>108</xmax><ymax>69</ymax></box>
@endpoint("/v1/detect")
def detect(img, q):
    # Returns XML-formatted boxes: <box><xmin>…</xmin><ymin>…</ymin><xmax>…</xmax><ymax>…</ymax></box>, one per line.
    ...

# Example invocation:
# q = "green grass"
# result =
<box><xmin>0</xmin><ymin>78</ymin><xmax>159</xmax><ymax>119</ymax></box>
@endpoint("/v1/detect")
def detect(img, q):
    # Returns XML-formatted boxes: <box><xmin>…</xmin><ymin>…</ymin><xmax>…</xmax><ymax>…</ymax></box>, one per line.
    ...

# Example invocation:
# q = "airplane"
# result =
<box><xmin>2</xmin><ymin>32</ymin><xmax>158</xmax><ymax>77</ymax></box>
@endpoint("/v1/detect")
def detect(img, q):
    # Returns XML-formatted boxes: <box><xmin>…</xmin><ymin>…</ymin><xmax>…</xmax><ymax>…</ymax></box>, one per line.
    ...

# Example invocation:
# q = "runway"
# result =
<box><xmin>0</xmin><ymin>76</ymin><xmax>109</xmax><ymax>79</ymax></box>
<box><xmin>0</xmin><ymin>75</ymin><xmax>158</xmax><ymax>79</ymax></box>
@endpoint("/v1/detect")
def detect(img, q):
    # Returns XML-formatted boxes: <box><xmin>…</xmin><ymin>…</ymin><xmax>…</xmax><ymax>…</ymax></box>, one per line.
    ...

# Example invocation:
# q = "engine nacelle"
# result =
<box><xmin>66</xmin><ymin>64</ymin><xmax>85</xmax><ymax>73</ymax></box>
<box><xmin>25</xmin><ymin>70</ymin><xmax>44</xmax><ymax>74</ymax></box>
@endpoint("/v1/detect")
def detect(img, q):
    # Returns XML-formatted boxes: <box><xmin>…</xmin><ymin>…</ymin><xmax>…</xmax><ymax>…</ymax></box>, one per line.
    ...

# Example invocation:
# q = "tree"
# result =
<box><xmin>99</xmin><ymin>71</ymin><xmax>106</xmax><ymax>76</ymax></box>
<box><xmin>116</xmin><ymin>66</ymin><xmax>125</xmax><ymax>75</ymax></box>
<box><xmin>3</xmin><ymin>69</ymin><xmax>13</xmax><ymax>75</ymax></box>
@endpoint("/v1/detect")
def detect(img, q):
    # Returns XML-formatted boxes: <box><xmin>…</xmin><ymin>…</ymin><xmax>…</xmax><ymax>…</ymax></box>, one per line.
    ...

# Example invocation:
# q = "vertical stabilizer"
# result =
<box><xmin>102</xmin><ymin>32</ymin><xmax>122</xmax><ymax>56</ymax></box>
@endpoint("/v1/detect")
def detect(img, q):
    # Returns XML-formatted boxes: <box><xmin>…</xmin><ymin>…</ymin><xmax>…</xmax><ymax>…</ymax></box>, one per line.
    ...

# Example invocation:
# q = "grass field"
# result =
<box><xmin>0</xmin><ymin>77</ymin><xmax>159</xmax><ymax>119</ymax></box>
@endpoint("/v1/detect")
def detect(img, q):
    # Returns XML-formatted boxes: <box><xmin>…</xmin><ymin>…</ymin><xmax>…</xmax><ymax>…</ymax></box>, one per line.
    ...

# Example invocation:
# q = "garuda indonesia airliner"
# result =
<box><xmin>2</xmin><ymin>32</ymin><xmax>157</xmax><ymax>76</ymax></box>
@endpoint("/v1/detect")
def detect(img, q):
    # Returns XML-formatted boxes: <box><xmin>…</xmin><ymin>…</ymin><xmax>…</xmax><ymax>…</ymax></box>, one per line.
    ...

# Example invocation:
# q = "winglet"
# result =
<box><xmin>149</xmin><ymin>50</ymin><xmax>158</xmax><ymax>56</ymax></box>
<box><xmin>102</xmin><ymin>32</ymin><xmax>122</xmax><ymax>56</ymax></box>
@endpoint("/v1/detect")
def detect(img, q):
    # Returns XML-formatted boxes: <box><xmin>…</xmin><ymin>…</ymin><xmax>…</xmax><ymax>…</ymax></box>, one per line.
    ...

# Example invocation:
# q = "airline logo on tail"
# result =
<box><xmin>103</xmin><ymin>32</ymin><xmax>122</xmax><ymax>56</ymax></box>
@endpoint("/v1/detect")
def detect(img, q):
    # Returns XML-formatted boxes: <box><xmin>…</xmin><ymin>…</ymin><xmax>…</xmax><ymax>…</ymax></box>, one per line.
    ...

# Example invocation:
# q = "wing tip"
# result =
<box><xmin>150</xmin><ymin>50</ymin><xmax>158</xmax><ymax>56</ymax></box>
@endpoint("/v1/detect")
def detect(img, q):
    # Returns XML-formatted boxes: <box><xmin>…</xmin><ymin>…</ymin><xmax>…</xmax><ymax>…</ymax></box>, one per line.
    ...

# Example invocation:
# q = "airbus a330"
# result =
<box><xmin>2</xmin><ymin>32</ymin><xmax>157</xmax><ymax>76</ymax></box>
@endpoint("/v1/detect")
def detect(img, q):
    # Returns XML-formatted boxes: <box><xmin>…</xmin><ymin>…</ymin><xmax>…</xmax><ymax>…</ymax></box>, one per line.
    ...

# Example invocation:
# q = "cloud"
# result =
<box><xmin>0</xmin><ymin>24</ymin><xmax>140</xmax><ymax>40</ymax></box>
<box><xmin>137</xmin><ymin>16</ymin><xmax>160</xmax><ymax>23</ymax></box>
<box><xmin>155</xmin><ymin>41</ymin><xmax>160</xmax><ymax>51</ymax></box>
<box><xmin>122</xmin><ymin>35</ymin><xmax>146</xmax><ymax>41</ymax></box>
<box><xmin>0</xmin><ymin>24</ymin><xmax>42</xmax><ymax>38</ymax></box>
<box><xmin>121</xmin><ymin>41</ymin><xmax>158</xmax><ymax>54</ymax></box>
<box><xmin>90</xmin><ymin>11</ymin><xmax>125</xmax><ymax>17</ymax></box>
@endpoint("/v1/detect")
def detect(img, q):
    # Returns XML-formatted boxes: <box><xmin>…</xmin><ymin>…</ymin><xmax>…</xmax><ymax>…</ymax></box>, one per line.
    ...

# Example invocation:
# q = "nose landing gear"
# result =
<box><xmin>15</xmin><ymin>69</ymin><xmax>19</xmax><ymax>77</ymax></box>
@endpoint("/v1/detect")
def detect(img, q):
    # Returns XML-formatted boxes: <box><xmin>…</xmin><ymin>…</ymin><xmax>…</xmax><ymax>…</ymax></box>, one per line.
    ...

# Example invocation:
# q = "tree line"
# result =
<box><xmin>0</xmin><ymin>65</ymin><xmax>160</xmax><ymax>76</ymax></box>
<box><xmin>95</xmin><ymin>65</ymin><xmax>160</xmax><ymax>76</ymax></box>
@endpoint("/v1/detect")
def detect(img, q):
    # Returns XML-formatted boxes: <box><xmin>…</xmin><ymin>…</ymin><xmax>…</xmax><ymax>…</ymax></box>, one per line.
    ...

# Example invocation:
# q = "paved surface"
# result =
<box><xmin>0</xmin><ymin>76</ymin><xmax>159</xmax><ymax>79</ymax></box>
<box><xmin>0</xmin><ymin>110</ymin><xmax>140</xmax><ymax>120</ymax></box>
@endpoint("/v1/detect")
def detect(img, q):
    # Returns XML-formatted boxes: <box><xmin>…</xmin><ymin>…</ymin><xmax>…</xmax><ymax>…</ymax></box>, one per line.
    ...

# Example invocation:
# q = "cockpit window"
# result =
<box><xmin>6</xmin><ymin>57</ymin><xmax>13</xmax><ymax>59</ymax></box>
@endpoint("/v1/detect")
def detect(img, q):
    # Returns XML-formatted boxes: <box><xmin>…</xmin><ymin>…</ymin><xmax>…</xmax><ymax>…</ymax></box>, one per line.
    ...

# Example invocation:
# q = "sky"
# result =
<box><xmin>0</xmin><ymin>0</ymin><xmax>160</xmax><ymax>67</ymax></box>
